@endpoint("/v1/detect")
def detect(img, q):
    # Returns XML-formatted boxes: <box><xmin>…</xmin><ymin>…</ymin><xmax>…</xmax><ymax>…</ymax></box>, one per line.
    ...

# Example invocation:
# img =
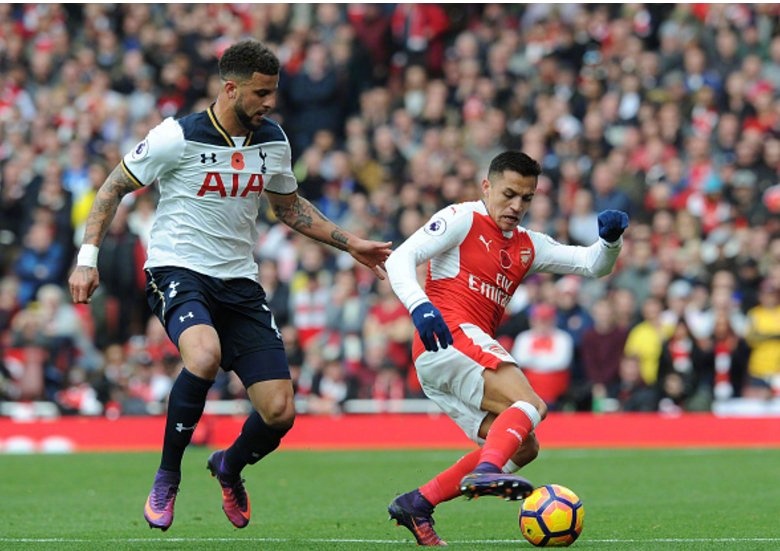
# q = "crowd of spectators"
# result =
<box><xmin>1</xmin><ymin>4</ymin><xmax>779</xmax><ymax>418</ymax></box>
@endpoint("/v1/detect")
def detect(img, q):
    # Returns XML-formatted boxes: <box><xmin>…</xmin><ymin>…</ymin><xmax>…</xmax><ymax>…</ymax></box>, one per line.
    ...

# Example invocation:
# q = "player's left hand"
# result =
<box><xmin>348</xmin><ymin>238</ymin><xmax>393</xmax><ymax>280</ymax></box>
<box><xmin>597</xmin><ymin>210</ymin><xmax>629</xmax><ymax>242</ymax></box>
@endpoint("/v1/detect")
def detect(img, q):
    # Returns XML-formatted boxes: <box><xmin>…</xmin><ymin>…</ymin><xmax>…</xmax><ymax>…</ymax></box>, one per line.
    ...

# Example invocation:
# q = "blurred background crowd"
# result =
<box><xmin>1</xmin><ymin>4</ymin><xmax>779</xmax><ymax>418</ymax></box>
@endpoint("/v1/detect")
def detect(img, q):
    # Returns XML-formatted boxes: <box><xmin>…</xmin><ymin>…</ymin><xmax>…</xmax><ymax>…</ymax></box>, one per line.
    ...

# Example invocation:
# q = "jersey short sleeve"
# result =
<box><xmin>263</xmin><ymin>133</ymin><xmax>297</xmax><ymax>194</ymax></box>
<box><xmin>122</xmin><ymin>117</ymin><xmax>186</xmax><ymax>186</ymax></box>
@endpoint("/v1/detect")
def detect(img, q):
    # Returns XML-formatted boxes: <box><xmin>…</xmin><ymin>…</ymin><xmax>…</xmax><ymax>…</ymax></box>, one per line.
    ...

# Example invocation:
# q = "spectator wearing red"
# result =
<box><xmin>363</xmin><ymin>277</ymin><xmax>414</xmax><ymax>378</ymax></box>
<box><xmin>346</xmin><ymin>4</ymin><xmax>393</xmax><ymax>85</ymax></box>
<box><xmin>390</xmin><ymin>4</ymin><xmax>450</xmax><ymax>77</ymax></box>
<box><xmin>511</xmin><ymin>303</ymin><xmax>574</xmax><ymax>407</ymax></box>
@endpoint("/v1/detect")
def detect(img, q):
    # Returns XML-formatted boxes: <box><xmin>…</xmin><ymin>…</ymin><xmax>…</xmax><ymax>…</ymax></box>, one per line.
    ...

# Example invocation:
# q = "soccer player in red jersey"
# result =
<box><xmin>385</xmin><ymin>151</ymin><xmax>627</xmax><ymax>545</ymax></box>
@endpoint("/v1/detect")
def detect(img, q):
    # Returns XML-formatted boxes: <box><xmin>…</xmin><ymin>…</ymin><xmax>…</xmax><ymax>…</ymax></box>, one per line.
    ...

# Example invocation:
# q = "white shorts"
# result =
<box><xmin>414</xmin><ymin>323</ymin><xmax>516</xmax><ymax>444</ymax></box>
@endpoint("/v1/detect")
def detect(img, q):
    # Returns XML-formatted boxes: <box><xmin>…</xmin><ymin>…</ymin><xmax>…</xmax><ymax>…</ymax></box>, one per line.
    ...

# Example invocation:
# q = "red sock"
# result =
<box><xmin>419</xmin><ymin>448</ymin><xmax>481</xmax><ymax>506</ymax></box>
<box><xmin>478</xmin><ymin>406</ymin><xmax>534</xmax><ymax>470</ymax></box>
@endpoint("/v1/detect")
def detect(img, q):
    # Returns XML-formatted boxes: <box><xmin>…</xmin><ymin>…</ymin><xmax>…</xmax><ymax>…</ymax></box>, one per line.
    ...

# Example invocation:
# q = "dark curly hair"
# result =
<box><xmin>218</xmin><ymin>40</ymin><xmax>280</xmax><ymax>81</ymax></box>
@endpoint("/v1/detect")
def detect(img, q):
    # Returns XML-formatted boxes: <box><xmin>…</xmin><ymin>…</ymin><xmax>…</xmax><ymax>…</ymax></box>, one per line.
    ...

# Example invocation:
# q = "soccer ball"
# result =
<box><xmin>519</xmin><ymin>484</ymin><xmax>584</xmax><ymax>547</ymax></box>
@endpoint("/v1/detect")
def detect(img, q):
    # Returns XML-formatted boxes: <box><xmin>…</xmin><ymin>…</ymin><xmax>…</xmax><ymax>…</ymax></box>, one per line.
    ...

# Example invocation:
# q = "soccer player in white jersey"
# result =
<box><xmin>385</xmin><ymin>151</ymin><xmax>628</xmax><ymax>546</ymax></box>
<box><xmin>68</xmin><ymin>40</ymin><xmax>392</xmax><ymax>532</ymax></box>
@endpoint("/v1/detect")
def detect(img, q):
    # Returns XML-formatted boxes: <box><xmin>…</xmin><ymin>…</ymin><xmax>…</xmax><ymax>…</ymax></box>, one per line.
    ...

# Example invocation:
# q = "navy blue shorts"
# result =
<box><xmin>145</xmin><ymin>266</ymin><xmax>290</xmax><ymax>386</ymax></box>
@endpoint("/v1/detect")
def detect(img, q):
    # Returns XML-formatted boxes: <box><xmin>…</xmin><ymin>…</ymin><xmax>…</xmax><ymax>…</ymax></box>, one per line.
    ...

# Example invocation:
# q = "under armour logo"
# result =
<box><xmin>179</xmin><ymin>311</ymin><xmax>194</xmax><ymax>323</ymax></box>
<box><xmin>258</xmin><ymin>148</ymin><xmax>267</xmax><ymax>174</ymax></box>
<box><xmin>423</xmin><ymin>311</ymin><xmax>435</xmax><ymax>319</ymax></box>
<box><xmin>479</xmin><ymin>235</ymin><xmax>492</xmax><ymax>251</ymax></box>
<box><xmin>168</xmin><ymin>281</ymin><xmax>179</xmax><ymax>298</ymax></box>
<box><xmin>200</xmin><ymin>152</ymin><xmax>217</xmax><ymax>164</ymax></box>
<box><xmin>175</xmin><ymin>422</ymin><xmax>197</xmax><ymax>433</ymax></box>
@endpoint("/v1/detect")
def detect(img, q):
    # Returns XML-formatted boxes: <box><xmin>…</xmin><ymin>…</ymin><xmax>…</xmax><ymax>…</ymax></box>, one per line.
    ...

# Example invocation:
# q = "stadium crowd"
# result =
<box><xmin>1</xmin><ymin>4</ymin><xmax>779</xmax><ymax>418</ymax></box>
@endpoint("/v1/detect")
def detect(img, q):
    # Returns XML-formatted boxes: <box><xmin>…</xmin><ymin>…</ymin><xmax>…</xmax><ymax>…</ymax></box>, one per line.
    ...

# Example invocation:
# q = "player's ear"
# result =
<box><xmin>224</xmin><ymin>80</ymin><xmax>238</xmax><ymax>99</ymax></box>
<box><xmin>481</xmin><ymin>178</ymin><xmax>491</xmax><ymax>196</ymax></box>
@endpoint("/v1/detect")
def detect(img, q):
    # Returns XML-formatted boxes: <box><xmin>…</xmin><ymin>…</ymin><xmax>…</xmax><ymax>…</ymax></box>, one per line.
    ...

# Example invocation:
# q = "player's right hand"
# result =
<box><xmin>68</xmin><ymin>266</ymin><xmax>100</xmax><ymax>304</ymax></box>
<box><xmin>411</xmin><ymin>302</ymin><xmax>453</xmax><ymax>352</ymax></box>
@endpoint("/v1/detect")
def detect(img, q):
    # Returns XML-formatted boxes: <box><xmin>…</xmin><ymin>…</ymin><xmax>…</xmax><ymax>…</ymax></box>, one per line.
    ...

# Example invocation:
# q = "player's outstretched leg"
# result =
<box><xmin>207</xmin><ymin>449</ymin><xmax>251</xmax><ymax>528</ymax></box>
<box><xmin>459</xmin><ymin>464</ymin><xmax>534</xmax><ymax>501</ymax></box>
<box><xmin>388</xmin><ymin>489</ymin><xmax>447</xmax><ymax>546</ymax></box>
<box><xmin>143</xmin><ymin>469</ymin><xmax>180</xmax><ymax>531</ymax></box>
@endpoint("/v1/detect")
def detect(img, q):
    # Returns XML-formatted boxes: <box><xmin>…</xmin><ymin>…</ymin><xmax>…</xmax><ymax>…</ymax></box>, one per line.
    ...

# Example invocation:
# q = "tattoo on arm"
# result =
<box><xmin>82</xmin><ymin>165</ymin><xmax>139</xmax><ymax>245</ymax></box>
<box><xmin>272</xmin><ymin>195</ymin><xmax>349</xmax><ymax>251</ymax></box>
<box><xmin>330</xmin><ymin>230</ymin><xmax>349</xmax><ymax>250</ymax></box>
<box><xmin>272</xmin><ymin>195</ymin><xmax>313</xmax><ymax>230</ymax></box>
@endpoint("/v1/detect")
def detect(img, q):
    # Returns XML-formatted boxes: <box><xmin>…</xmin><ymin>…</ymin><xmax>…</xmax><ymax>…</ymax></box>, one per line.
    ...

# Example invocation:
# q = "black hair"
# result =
<box><xmin>487</xmin><ymin>151</ymin><xmax>542</xmax><ymax>179</ymax></box>
<box><xmin>218</xmin><ymin>40</ymin><xmax>280</xmax><ymax>81</ymax></box>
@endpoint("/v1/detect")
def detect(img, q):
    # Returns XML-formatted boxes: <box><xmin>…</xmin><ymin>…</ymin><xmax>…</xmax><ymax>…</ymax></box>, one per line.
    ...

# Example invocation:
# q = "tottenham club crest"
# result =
<box><xmin>424</xmin><ymin>218</ymin><xmax>447</xmax><ymax>236</ymax></box>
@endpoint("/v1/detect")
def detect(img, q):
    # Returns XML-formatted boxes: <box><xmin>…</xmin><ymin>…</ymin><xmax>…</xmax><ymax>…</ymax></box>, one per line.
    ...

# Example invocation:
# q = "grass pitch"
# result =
<box><xmin>1</xmin><ymin>447</ymin><xmax>779</xmax><ymax>550</ymax></box>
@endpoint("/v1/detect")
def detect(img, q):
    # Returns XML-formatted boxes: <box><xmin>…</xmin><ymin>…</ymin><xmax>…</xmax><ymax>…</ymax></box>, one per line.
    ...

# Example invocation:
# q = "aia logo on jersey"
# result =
<box><xmin>519</xmin><ymin>247</ymin><xmax>532</xmax><ymax>267</ymax></box>
<box><xmin>424</xmin><ymin>218</ymin><xmax>447</xmax><ymax>236</ymax></box>
<box><xmin>197</xmin><ymin>172</ymin><xmax>264</xmax><ymax>197</ymax></box>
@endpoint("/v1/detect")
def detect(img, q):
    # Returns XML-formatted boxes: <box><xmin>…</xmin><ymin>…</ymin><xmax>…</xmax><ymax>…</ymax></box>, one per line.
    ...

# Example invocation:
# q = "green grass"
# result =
<box><xmin>1</xmin><ymin>447</ymin><xmax>779</xmax><ymax>550</ymax></box>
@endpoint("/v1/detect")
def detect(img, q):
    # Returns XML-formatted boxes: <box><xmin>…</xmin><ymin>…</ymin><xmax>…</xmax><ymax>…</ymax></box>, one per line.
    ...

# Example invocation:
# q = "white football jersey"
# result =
<box><xmin>122</xmin><ymin>105</ymin><xmax>297</xmax><ymax>280</ymax></box>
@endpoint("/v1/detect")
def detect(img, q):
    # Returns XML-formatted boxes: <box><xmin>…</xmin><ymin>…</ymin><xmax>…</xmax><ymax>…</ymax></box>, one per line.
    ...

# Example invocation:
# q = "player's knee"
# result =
<box><xmin>179</xmin><ymin>337</ymin><xmax>221</xmax><ymax>379</ymax></box>
<box><xmin>259</xmin><ymin>395</ymin><xmax>295</xmax><ymax>431</ymax></box>
<box><xmin>186</xmin><ymin>354</ymin><xmax>219</xmax><ymax>381</ymax></box>
<box><xmin>521</xmin><ymin>394</ymin><xmax>548</xmax><ymax>421</ymax></box>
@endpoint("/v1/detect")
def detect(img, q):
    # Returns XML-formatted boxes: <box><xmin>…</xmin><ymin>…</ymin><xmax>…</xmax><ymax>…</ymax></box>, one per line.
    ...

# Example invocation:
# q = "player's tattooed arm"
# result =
<box><xmin>81</xmin><ymin>164</ymin><xmax>141</xmax><ymax>247</ymax></box>
<box><xmin>267</xmin><ymin>190</ymin><xmax>392</xmax><ymax>279</ymax></box>
<box><xmin>268</xmin><ymin>192</ymin><xmax>349</xmax><ymax>251</ymax></box>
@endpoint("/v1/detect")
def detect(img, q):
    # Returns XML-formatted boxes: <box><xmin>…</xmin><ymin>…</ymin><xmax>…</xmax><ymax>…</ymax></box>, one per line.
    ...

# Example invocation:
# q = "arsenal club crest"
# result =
<box><xmin>519</xmin><ymin>247</ymin><xmax>532</xmax><ymax>267</ymax></box>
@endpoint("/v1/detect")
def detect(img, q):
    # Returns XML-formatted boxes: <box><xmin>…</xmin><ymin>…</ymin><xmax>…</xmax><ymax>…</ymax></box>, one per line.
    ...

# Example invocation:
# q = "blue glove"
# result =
<box><xmin>411</xmin><ymin>302</ymin><xmax>453</xmax><ymax>352</ymax></box>
<box><xmin>597</xmin><ymin>210</ymin><xmax>629</xmax><ymax>242</ymax></box>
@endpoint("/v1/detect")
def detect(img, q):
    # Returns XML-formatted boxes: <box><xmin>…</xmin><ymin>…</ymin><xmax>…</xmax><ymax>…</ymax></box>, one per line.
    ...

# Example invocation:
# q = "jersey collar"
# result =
<box><xmin>206</xmin><ymin>103</ymin><xmax>254</xmax><ymax>147</ymax></box>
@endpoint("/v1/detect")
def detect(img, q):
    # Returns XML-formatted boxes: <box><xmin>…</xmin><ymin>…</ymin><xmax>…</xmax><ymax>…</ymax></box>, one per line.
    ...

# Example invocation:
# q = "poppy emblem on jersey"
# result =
<box><xmin>130</xmin><ymin>139</ymin><xmax>149</xmax><ymax>160</ymax></box>
<box><xmin>232</xmin><ymin>152</ymin><xmax>245</xmax><ymax>170</ymax></box>
<box><xmin>519</xmin><ymin>247</ymin><xmax>532</xmax><ymax>267</ymax></box>
<box><xmin>424</xmin><ymin>218</ymin><xmax>447</xmax><ymax>236</ymax></box>
<box><xmin>500</xmin><ymin>249</ymin><xmax>513</xmax><ymax>269</ymax></box>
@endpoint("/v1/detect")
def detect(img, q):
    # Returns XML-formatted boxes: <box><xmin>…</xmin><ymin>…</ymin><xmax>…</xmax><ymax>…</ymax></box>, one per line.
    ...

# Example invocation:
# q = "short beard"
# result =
<box><xmin>234</xmin><ymin>100</ymin><xmax>261</xmax><ymax>131</ymax></box>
